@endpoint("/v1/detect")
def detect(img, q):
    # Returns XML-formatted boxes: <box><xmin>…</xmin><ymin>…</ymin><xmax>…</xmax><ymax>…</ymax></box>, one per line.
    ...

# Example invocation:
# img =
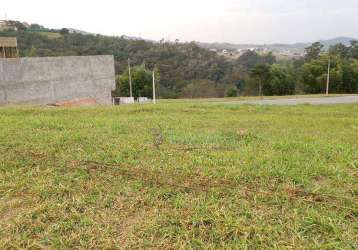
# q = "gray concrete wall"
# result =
<box><xmin>0</xmin><ymin>55</ymin><xmax>115</xmax><ymax>105</ymax></box>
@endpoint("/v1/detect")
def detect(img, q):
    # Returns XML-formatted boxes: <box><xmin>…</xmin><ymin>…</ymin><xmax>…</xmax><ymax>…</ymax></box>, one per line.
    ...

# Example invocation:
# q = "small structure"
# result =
<box><xmin>113</xmin><ymin>97</ymin><xmax>135</xmax><ymax>105</ymax></box>
<box><xmin>138</xmin><ymin>97</ymin><xmax>151</xmax><ymax>103</ymax></box>
<box><xmin>0</xmin><ymin>20</ymin><xmax>17</xmax><ymax>31</ymax></box>
<box><xmin>112</xmin><ymin>97</ymin><xmax>153</xmax><ymax>105</ymax></box>
<box><xmin>0</xmin><ymin>37</ymin><xmax>19</xmax><ymax>58</ymax></box>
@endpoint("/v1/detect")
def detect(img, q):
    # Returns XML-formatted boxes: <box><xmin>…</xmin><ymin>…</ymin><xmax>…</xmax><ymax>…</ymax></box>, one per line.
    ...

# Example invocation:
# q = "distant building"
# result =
<box><xmin>0</xmin><ymin>37</ymin><xmax>19</xmax><ymax>58</ymax></box>
<box><xmin>0</xmin><ymin>20</ymin><xmax>8</xmax><ymax>31</ymax></box>
<box><xmin>0</xmin><ymin>20</ymin><xmax>17</xmax><ymax>31</ymax></box>
<box><xmin>68</xmin><ymin>28</ymin><xmax>77</xmax><ymax>34</ymax></box>
<box><xmin>22</xmin><ymin>22</ymin><xmax>31</xmax><ymax>29</ymax></box>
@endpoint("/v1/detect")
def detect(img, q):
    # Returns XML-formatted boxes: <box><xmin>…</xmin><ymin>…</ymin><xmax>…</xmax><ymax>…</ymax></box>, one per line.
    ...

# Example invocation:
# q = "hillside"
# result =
<box><xmin>197</xmin><ymin>37</ymin><xmax>358</xmax><ymax>52</ymax></box>
<box><xmin>1</xmin><ymin>20</ymin><xmax>358</xmax><ymax>98</ymax></box>
<box><xmin>0</xmin><ymin>23</ymin><xmax>235</xmax><ymax>98</ymax></box>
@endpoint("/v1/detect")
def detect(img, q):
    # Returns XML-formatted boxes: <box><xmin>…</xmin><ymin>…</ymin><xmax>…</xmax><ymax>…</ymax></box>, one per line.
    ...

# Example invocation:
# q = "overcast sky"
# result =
<box><xmin>2</xmin><ymin>0</ymin><xmax>358</xmax><ymax>44</ymax></box>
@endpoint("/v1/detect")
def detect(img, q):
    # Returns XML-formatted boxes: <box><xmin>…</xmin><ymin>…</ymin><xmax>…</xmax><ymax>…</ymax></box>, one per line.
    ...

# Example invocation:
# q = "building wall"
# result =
<box><xmin>0</xmin><ymin>55</ymin><xmax>116</xmax><ymax>105</ymax></box>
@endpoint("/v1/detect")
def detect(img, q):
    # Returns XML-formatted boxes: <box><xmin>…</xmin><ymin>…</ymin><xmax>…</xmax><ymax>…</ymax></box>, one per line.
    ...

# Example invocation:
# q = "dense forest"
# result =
<box><xmin>1</xmin><ymin>21</ymin><xmax>358</xmax><ymax>98</ymax></box>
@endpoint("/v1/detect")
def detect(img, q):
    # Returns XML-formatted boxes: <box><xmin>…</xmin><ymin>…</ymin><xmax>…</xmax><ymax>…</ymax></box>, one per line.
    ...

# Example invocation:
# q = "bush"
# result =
<box><xmin>226</xmin><ymin>87</ymin><xmax>238</xmax><ymax>97</ymax></box>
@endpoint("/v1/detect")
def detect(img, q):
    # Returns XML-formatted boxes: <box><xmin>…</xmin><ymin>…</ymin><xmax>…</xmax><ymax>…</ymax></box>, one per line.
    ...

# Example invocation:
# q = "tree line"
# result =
<box><xmin>1</xmin><ymin>22</ymin><xmax>358</xmax><ymax>98</ymax></box>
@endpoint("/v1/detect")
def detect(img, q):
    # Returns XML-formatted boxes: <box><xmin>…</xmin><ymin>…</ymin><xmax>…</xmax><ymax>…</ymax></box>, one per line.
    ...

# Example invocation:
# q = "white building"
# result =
<box><xmin>0</xmin><ymin>20</ymin><xmax>17</xmax><ymax>32</ymax></box>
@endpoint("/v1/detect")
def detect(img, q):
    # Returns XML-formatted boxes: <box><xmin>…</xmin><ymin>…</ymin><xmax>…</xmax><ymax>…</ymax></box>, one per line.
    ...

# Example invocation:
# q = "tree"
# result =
<box><xmin>300</xmin><ymin>54</ymin><xmax>348</xmax><ymax>94</ymax></box>
<box><xmin>6</xmin><ymin>20</ymin><xmax>27</xmax><ymax>31</ymax></box>
<box><xmin>226</xmin><ymin>86</ymin><xmax>238</xmax><ymax>97</ymax></box>
<box><xmin>342</xmin><ymin>59</ymin><xmax>358</xmax><ymax>93</ymax></box>
<box><xmin>262</xmin><ymin>52</ymin><xmax>276</xmax><ymax>65</ymax></box>
<box><xmin>266</xmin><ymin>64</ymin><xmax>295</xmax><ymax>95</ymax></box>
<box><xmin>113</xmin><ymin>64</ymin><xmax>158</xmax><ymax>98</ymax></box>
<box><xmin>29</xmin><ymin>23</ymin><xmax>45</xmax><ymax>31</ymax></box>
<box><xmin>28</xmin><ymin>46</ymin><xmax>38</xmax><ymax>57</ymax></box>
<box><xmin>238</xmin><ymin>51</ymin><xmax>276</xmax><ymax>72</ymax></box>
<box><xmin>250</xmin><ymin>64</ymin><xmax>271</xmax><ymax>98</ymax></box>
<box><xmin>300</xmin><ymin>58</ymin><xmax>327</xmax><ymax>93</ymax></box>
<box><xmin>182</xmin><ymin>79</ymin><xmax>220</xmax><ymax>98</ymax></box>
<box><xmin>238</xmin><ymin>51</ymin><xmax>261</xmax><ymax>71</ymax></box>
<box><xmin>60</xmin><ymin>28</ymin><xmax>69</xmax><ymax>35</ymax></box>
<box><xmin>350</xmin><ymin>40</ymin><xmax>358</xmax><ymax>60</ymax></box>
<box><xmin>329</xmin><ymin>43</ymin><xmax>349</xmax><ymax>59</ymax></box>
<box><xmin>305</xmin><ymin>42</ymin><xmax>324</xmax><ymax>61</ymax></box>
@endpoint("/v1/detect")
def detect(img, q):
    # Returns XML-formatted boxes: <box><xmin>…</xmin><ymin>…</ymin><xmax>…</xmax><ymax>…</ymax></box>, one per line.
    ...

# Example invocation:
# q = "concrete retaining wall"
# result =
<box><xmin>0</xmin><ymin>55</ymin><xmax>115</xmax><ymax>105</ymax></box>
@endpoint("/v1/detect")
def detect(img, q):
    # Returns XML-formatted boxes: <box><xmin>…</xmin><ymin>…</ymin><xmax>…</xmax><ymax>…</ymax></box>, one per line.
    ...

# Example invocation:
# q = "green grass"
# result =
<box><xmin>0</xmin><ymin>102</ymin><xmax>357</xmax><ymax>249</ymax></box>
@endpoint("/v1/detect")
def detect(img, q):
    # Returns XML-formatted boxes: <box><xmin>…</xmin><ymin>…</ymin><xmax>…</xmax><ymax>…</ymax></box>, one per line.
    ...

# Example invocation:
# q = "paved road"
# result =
<box><xmin>240</xmin><ymin>95</ymin><xmax>358</xmax><ymax>106</ymax></box>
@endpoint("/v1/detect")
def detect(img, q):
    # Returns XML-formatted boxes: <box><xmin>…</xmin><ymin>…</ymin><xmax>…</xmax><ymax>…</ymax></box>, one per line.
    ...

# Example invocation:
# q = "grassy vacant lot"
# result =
<box><xmin>0</xmin><ymin>102</ymin><xmax>357</xmax><ymax>249</ymax></box>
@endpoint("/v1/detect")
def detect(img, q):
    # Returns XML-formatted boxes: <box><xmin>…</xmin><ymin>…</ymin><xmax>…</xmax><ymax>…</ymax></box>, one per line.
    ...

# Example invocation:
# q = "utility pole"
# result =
<box><xmin>128</xmin><ymin>58</ymin><xmax>133</xmax><ymax>98</ymax></box>
<box><xmin>152</xmin><ymin>71</ymin><xmax>156</xmax><ymax>104</ymax></box>
<box><xmin>326</xmin><ymin>57</ymin><xmax>331</xmax><ymax>96</ymax></box>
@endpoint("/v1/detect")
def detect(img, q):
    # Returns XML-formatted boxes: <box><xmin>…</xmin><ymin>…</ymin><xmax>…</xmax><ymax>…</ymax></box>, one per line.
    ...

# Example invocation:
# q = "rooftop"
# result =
<box><xmin>0</xmin><ymin>37</ymin><xmax>18</xmax><ymax>48</ymax></box>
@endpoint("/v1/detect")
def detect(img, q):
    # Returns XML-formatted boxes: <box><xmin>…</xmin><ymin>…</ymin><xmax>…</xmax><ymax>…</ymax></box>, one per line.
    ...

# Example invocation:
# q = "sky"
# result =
<box><xmin>2</xmin><ymin>0</ymin><xmax>358</xmax><ymax>44</ymax></box>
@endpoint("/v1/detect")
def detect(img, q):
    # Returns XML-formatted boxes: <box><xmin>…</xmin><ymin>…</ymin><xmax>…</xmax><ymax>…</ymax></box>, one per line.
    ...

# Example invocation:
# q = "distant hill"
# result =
<box><xmin>197</xmin><ymin>37</ymin><xmax>358</xmax><ymax>52</ymax></box>
<box><xmin>317</xmin><ymin>37</ymin><xmax>356</xmax><ymax>48</ymax></box>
